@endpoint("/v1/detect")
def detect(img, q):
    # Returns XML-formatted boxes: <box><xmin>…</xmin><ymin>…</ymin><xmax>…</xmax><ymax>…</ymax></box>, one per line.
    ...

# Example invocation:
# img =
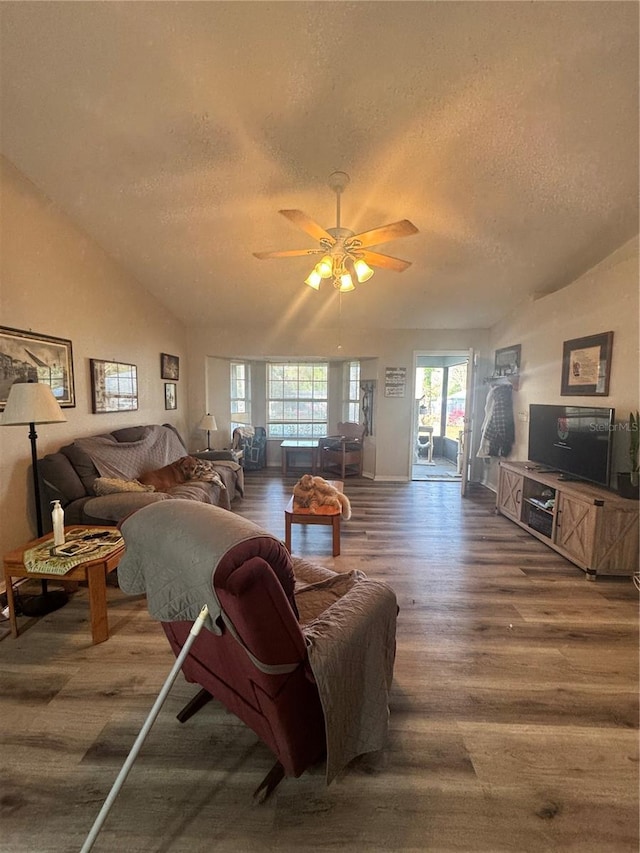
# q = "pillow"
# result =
<box><xmin>94</xmin><ymin>477</ymin><xmax>156</xmax><ymax>496</ymax></box>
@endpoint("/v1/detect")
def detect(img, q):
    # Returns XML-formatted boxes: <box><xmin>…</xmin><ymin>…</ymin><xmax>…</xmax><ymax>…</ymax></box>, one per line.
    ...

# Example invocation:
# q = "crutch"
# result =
<box><xmin>80</xmin><ymin>604</ymin><xmax>209</xmax><ymax>853</ymax></box>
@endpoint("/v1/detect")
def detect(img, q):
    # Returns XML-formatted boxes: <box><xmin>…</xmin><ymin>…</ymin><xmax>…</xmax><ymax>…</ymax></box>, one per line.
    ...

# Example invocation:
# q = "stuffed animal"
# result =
<box><xmin>292</xmin><ymin>474</ymin><xmax>351</xmax><ymax>520</ymax></box>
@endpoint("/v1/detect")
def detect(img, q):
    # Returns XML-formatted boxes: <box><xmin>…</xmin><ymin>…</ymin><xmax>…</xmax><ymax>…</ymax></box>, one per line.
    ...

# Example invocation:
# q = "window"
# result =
<box><xmin>230</xmin><ymin>362</ymin><xmax>250</xmax><ymax>432</ymax></box>
<box><xmin>346</xmin><ymin>361</ymin><xmax>360</xmax><ymax>423</ymax></box>
<box><xmin>267</xmin><ymin>362</ymin><xmax>328</xmax><ymax>438</ymax></box>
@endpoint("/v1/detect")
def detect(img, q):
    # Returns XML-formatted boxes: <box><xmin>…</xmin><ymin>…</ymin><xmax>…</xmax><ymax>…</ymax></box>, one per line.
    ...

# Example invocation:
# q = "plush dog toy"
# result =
<box><xmin>292</xmin><ymin>474</ymin><xmax>351</xmax><ymax>520</ymax></box>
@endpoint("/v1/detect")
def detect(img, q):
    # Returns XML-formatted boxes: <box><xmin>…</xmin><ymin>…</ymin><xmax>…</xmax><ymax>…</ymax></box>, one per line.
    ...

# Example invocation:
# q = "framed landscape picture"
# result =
<box><xmin>160</xmin><ymin>353</ymin><xmax>179</xmax><ymax>380</ymax></box>
<box><xmin>90</xmin><ymin>359</ymin><xmax>138</xmax><ymax>413</ymax></box>
<box><xmin>0</xmin><ymin>325</ymin><xmax>75</xmax><ymax>409</ymax></box>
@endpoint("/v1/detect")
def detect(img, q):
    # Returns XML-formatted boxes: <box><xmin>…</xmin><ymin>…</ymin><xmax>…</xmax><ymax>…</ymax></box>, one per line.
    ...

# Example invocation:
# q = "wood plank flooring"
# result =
<box><xmin>0</xmin><ymin>473</ymin><xmax>637</xmax><ymax>852</ymax></box>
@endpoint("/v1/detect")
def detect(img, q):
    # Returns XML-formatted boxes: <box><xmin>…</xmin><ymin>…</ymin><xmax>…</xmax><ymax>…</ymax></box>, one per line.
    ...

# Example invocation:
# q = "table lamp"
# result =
<box><xmin>1</xmin><ymin>381</ymin><xmax>69</xmax><ymax>615</ymax></box>
<box><xmin>198</xmin><ymin>413</ymin><xmax>218</xmax><ymax>451</ymax></box>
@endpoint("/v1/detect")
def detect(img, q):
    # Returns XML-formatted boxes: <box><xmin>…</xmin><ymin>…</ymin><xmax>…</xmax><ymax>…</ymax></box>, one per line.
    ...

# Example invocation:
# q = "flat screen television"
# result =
<box><xmin>528</xmin><ymin>404</ymin><xmax>615</xmax><ymax>488</ymax></box>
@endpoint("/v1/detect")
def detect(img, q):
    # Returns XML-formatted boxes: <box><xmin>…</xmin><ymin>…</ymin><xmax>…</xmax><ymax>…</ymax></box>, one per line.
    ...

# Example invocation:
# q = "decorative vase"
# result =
<box><xmin>617</xmin><ymin>473</ymin><xmax>640</xmax><ymax>500</ymax></box>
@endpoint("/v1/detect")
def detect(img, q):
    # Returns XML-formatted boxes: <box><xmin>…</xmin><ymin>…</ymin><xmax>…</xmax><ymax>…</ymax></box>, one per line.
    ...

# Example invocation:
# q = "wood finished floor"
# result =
<box><xmin>1</xmin><ymin>473</ymin><xmax>638</xmax><ymax>852</ymax></box>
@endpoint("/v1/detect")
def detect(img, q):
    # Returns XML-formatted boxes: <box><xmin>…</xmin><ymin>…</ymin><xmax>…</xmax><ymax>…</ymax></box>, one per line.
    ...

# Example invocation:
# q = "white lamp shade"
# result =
<box><xmin>198</xmin><ymin>414</ymin><xmax>218</xmax><ymax>432</ymax></box>
<box><xmin>1</xmin><ymin>382</ymin><xmax>67</xmax><ymax>425</ymax></box>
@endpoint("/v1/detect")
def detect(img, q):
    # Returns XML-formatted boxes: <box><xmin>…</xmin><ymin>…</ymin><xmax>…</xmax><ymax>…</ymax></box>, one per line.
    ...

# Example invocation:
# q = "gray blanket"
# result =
<box><xmin>76</xmin><ymin>424</ymin><xmax>185</xmax><ymax>480</ymax></box>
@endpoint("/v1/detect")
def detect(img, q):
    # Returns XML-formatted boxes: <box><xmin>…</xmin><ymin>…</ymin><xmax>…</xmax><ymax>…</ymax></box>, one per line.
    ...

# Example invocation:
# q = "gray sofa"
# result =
<box><xmin>38</xmin><ymin>424</ymin><xmax>244</xmax><ymax>530</ymax></box>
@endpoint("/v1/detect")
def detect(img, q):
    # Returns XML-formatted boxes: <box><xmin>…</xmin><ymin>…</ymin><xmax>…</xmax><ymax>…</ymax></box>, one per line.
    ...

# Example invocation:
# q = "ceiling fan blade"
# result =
<box><xmin>350</xmin><ymin>219</ymin><xmax>419</xmax><ymax>248</ymax></box>
<box><xmin>279</xmin><ymin>209</ymin><xmax>334</xmax><ymax>242</ymax></box>
<box><xmin>253</xmin><ymin>248</ymin><xmax>323</xmax><ymax>260</ymax></box>
<box><xmin>360</xmin><ymin>250</ymin><xmax>413</xmax><ymax>272</ymax></box>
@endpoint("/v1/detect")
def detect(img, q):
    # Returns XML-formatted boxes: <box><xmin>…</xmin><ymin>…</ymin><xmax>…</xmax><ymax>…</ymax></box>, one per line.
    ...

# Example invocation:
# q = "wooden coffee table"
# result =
<box><xmin>284</xmin><ymin>480</ymin><xmax>344</xmax><ymax>556</ymax></box>
<box><xmin>3</xmin><ymin>526</ymin><xmax>125</xmax><ymax>644</ymax></box>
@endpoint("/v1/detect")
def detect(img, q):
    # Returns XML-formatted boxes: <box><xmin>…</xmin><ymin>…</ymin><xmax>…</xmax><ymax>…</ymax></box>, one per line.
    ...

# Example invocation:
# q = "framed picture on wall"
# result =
<box><xmin>494</xmin><ymin>344</ymin><xmax>521</xmax><ymax>377</ymax></box>
<box><xmin>164</xmin><ymin>382</ymin><xmax>177</xmax><ymax>410</ymax></box>
<box><xmin>0</xmin><ymin>325</ymin><xmax>76</xmax><ymax>409</ymax></box>
<box><xmin>90</xmin><ymin>359</ymin><xmax>138</xmax><ymax>413</ymax></box>
<box><xmin>160</xmin><ymin>353</ymin><xmax>179</xmax><ymax>380</ymax></box>
<box><xmin>561</xmin><ymin>331</ymin><xmax>613</xmax><ymax>396</ymax></box>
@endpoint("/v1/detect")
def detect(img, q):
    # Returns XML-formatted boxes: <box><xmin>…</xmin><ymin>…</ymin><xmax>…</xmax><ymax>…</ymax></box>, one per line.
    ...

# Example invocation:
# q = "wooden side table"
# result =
<box><xmin>3</xmin><ymin>526</ymin><xmax>125</xmax><ymax>644</ymax></box>
<box><xmin>284</xmin><ymin>480</ymin><xmax>344</xmax><ymax>556</ymax></box>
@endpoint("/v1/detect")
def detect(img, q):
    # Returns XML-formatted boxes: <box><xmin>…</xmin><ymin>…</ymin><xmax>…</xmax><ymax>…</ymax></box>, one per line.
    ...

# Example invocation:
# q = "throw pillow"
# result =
<box><xmin>94</xmin><ymin>477</ymin><xmax>156</xmax><ymax>496</ymax></box>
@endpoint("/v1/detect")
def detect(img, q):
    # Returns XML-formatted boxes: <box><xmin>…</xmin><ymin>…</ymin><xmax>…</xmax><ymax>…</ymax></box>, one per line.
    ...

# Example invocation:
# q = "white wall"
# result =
<box><xmin>480</xmin><ymin>236</ymin><xmax>639</xmax><ymax>490</ymax></box>
<box><xmin>0</xmin><ymin>157</ymin><xmax>187</xmax><ymax>557</ymax></box>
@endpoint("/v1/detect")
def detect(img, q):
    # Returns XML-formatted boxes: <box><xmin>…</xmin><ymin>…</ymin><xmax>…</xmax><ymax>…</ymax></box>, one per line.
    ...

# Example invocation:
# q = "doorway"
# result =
<box><xmin>412</xmin><ymin>353</ymin><xmax>469</xmax><ymax>482</ymax></box>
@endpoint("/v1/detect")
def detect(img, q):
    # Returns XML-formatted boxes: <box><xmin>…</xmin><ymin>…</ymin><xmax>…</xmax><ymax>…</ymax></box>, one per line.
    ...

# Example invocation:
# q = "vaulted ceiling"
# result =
<box><xmin>1</xmin><ymin>2</ymin><xmax>638</xmax><ymax>332</ymax></box>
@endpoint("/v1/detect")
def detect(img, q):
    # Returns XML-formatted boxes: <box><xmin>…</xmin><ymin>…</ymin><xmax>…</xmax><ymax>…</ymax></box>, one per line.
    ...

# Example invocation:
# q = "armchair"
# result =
<box><xmin>232</xmin><ymin>426</ymin><xmax>267</xmax><ymax>470</ymax></box>
<box><xmin>321</xmin><ymin>421</ymin><xmax>365</xmax><ymax>478</ymax></box>
<box><xmin>117</xmin><ymin>501</ymin><xmax>397</xmax><ymax>798</ymax></box>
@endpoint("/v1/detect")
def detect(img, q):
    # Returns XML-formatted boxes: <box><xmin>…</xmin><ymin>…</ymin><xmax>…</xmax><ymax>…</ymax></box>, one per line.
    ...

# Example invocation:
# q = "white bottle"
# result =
<box><xmin>51</xmin><ymin>500</ymin><xmax>65</xmax><ymax>546</ymax></box>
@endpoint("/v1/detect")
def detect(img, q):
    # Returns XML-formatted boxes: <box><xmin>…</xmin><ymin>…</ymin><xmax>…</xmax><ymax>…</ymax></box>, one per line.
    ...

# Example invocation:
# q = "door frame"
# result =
<box><xmin>410</xmin><ymin>349</ymin><xmax>475</xmax><ymax>494</ymax></box>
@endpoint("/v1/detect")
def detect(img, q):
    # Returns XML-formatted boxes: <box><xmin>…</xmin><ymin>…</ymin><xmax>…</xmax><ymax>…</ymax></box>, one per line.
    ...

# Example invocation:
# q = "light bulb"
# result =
<box><xmin>354</xmin><ymin>258</ymin><xmax>374</xmax><ymax>283</ymax></box>
<box><xmin>317</xmin><ymin>255</ymin><xmax>333</xmax><ymax>278</ymax></box>
<box><xmin>339</xmin><ymin>272</ymin><xmax>355</xmax><ymax>292</ymax></box>
<box><xmin>304</xmin><ymin>268</ymin><xmax>322</xmax><ymax>290</ymax></box>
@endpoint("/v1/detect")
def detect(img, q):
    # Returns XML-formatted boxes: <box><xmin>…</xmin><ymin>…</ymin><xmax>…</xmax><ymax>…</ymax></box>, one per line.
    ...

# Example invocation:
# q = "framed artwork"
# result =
<box><xmin>494</xmin><ymin>344</ymin><xmax>521</xmax><ymax>377</ymax></box>
<box><xmin>164</xmin><ymin>382</ymin><xmax>177</xmax><ymax>410</ymax></box>
<box><xmin>561</xmin><ymin>331</ymin><xmax>613</xmax><ymax>396</ymax></box>
<box><xmin>0</xmin><ymin>325</ymin><xmax>75</xmax><ymax>409</ymax></box>
<box><xmin>384</xmin><ymin>367</ymin><xmax>406</xmax><ymax>397</ymax></box>
<box><xmin>90</xmin><ymin>359</ymin><xmax>138</xmax><ymax>413</ymax></box>
<box><xmin>160</xmin><ymin>353</ymin><xmax>179</xmax><ymax>380</ymax></box>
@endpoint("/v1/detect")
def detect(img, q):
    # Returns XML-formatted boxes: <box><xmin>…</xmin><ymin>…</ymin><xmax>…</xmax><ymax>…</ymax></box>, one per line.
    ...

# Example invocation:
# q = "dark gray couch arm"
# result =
<box><xmin>193</xmin><ymin>450</ymin><xmax>236</xmax><ymax>462</ymax></box>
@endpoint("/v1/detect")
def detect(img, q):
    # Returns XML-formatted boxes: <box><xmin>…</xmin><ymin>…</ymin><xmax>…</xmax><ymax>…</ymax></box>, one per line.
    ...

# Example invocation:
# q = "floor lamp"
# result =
<box><xmin>1</xmin><ymin>381</ymin><xmax>69</xmax><ymax>616</ymax></box>
<box><xmin>198</xmin><ymin>413</ymin><xmax>218</xmax><ymax>451</ymax></box>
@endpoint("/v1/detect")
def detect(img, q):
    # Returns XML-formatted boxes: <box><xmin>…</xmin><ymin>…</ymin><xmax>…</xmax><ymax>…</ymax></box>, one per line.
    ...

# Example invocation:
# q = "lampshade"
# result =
<box><xmin>1</xmin><ymin>382</ymin><xmax>67</xmax><ymax>426</ymax></box>
<box><xmin>198</xmin><ymin>414</ymin><xmax>218</xmax><ymax>432</ymax></box>
<box><xmin>304</xmin><ymin>253</ymin><xmax>373</xmax><ymax>292</ymax></box>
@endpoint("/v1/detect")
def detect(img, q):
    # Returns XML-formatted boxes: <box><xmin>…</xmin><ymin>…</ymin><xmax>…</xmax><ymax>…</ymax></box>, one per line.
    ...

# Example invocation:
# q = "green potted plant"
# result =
<box><xmin>617</xmin><ymin>411</ymin><xmax>639</xmax><ymax>499</ymax></box>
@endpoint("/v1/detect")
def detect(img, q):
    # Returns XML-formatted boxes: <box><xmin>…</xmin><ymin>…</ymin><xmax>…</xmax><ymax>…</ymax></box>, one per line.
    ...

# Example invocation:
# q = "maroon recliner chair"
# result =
<box><xmin>118</xmin><ymin>501</ymin><xmax>397</xmax><ymax>799</ymax></box>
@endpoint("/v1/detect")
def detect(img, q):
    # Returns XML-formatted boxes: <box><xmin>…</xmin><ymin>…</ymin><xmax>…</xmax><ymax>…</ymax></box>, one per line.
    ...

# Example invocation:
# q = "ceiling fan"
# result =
<box><xmin>253</xmin><ymin>171</ymin><xmax>419</xmax><ymax>292</ymax></box>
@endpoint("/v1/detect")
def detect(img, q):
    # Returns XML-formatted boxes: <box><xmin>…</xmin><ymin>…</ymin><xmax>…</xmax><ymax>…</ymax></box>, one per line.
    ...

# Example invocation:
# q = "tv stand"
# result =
<box><xmin>497</xmin><ymin>461</ymin><xmax>638</xmax><ymax>579</ymax></box>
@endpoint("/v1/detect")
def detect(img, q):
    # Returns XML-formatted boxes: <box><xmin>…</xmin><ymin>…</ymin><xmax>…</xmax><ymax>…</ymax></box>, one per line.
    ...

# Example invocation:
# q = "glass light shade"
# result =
<box><xmin>317</xmin><ymin>255</ymin><xmax>333</xmax><ymax>278</ymax></box>
<box><xmin>198</xmin><ymin>414</ymin><xmax>218</xmax><ymax>432</ymax></box>
<box><xmin>339</xmin><ymin>272</ymin><xmax>355</xmax><ymax>292</ymax></box>
<box><xmin>1</xmin><ymin>382</ymin><xmax>67</xmax><ymax>425</ymax></box>
<box><xmin>304</xmin><ymin>268</ymin><xmax>322</xmax><ymax>290</ymax></box>
<box><xmin>354</xmin><ymin>258</ymin><xmax>374</xmax><ymax>283</ymax></box>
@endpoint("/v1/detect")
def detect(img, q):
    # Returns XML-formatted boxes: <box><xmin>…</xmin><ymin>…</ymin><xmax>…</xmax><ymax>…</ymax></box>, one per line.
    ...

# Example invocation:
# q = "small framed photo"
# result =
<box><xmin>0</xmin><ymin>325</ymin><xmax>76</xmax><ymax>409</ymax></box>
<box><xmin>160</xmin><ymin>353</ymin><xmax>179</xmax><ymax>380</ymax></box>
<box><xmin>561</xmin><ymin>331</ymin><xmax>613</xmax><ymax>396</ymax></box>
<box><xmin>164</xmin><ymin>382</ymin><xmax>177</xmax><ymax>410</ymax></box>
<box><xmin>90</xmin><ymin>359</ymin><xmax>138</xmax><ymax>413</ymax></box>
<box><xmin>494</xmin><ymin>344</ymin><xmax>521</xmax><ymax>377</ymax></box>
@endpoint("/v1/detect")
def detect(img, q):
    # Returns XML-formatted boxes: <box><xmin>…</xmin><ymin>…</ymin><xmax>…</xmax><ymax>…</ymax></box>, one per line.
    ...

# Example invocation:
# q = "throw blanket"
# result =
<box><xmin>118</xmin><ymin>501</ymin><xmax>275</xmax><ymax>636</ymax></box>
<box><xmin>293</xmin><ymin>559</ymin><xmax>397</xmax><ymax>784</ymax></box>
<box><xmin>76</xmin><ymin>425</ymin><xmax>185</xmax><ymax>480</ymax></box>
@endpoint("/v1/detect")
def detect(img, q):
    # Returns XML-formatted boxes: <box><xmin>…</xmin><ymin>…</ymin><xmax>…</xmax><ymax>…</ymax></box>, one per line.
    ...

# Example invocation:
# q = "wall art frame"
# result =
<box><xmin>90</xmin><ymin>358</ymin><xmax>138</xmax><ymax>413</ymax></box>
<box><xmin>160</xmin><ymin>353</ymin><xmax>179</xmax><ymax>380</ymax></box>
<box><xmin>164</xmin><ymin>382</ymin><xmax>177</xmax><ymax>410</ymax></box>
<box><xmin>561</xmin><ymin>331</ymin><xmax>613</xmax><ymax>396</ymax></box>
<box><xmin>0</xmin><ymin>325</ymin><xmax>76</xmax><ymax>410</ymax></box>
<box><xmin>493</xmin><ymin>344</ymin><xmax>521</xmax><ymax>377</ymax></box>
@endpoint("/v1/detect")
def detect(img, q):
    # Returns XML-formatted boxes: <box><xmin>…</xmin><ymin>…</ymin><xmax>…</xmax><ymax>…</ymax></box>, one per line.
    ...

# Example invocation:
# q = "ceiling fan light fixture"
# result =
<box><xmin>317</xmin><ymin>255</ymin><xmax>333</xmax><ymax>278</ymax></box>
<box><xmin>354</xmin><ymin>258</ymin><xmax>374</xmax><ymax>283</ymax></box>
<box><xmin>338</xmin><ymin>271</ymin><xmax>355</xmax><ymax>292</ymax></box>
<box><xmin>304</xmin><ymin>268</ymin><xmax>322</xmax><ymax>290</ymax></box>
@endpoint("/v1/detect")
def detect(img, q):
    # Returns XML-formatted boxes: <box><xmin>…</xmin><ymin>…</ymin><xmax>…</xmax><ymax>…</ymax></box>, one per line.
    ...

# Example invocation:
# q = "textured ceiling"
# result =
<box><xmin>1</xmin><ymin>2</ymin><xmax>638</xmax><ymax>332</ymax></box>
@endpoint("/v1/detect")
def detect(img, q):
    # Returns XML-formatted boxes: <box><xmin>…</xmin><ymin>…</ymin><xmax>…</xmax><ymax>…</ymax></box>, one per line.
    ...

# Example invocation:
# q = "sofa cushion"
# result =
<box><xmin>111</xmin><ymin>425</ymin><xmax>151</xmax><ymax>443</ymax></box>
<box><xmin>83</xmin><ymin>491</ymin><xmax>171</xmax><ymax>523</ymax></box>
<box><xmin>39</xmin><ymin>452</ymin><xmax>86</xmax><ymax>504</ymax></box>
<box><xmin>61</xmin><ymin>442</ymin><xmax>104</xmax><ymax>492</ymax></box>
<box><xmin>94</xmin><ymin>477</ymin><xmax>156</xmax><ymax>496</ymax></box>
